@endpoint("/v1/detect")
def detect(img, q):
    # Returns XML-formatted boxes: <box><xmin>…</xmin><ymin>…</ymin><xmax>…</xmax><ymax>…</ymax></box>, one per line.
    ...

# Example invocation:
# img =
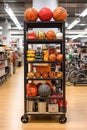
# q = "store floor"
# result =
<box><xmin>0</xmin><ymin>66</ymin><xmax>87</xmax><ymax>130</ymax></box>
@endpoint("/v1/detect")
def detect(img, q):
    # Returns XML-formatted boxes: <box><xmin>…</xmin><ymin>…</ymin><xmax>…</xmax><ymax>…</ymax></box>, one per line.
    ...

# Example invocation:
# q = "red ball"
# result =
<box><xmin>26</xmin><ymin>82</ymin><xmax>37</xmax><ymax>97</ymax></box>
<box><xmin>39</xmin><ymin>7</ymin><xmax>53</xmax><ymax>21</ymax></box>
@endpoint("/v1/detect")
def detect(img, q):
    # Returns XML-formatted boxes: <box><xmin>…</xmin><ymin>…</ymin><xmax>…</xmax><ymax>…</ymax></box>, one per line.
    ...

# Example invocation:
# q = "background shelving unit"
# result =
<box><xmin>0</xmin><ymin>49</ymin><xmax>10</xmax><ymax>85</ymax></box>
<box><xmin>21</xmin><ymin>21</ymin><xmax>67</xmax><ymax>124</ymax></box>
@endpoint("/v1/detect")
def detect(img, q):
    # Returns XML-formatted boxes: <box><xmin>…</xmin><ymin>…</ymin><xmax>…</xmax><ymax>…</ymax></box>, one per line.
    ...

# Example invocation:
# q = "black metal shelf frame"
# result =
<box><xmin>22</xmin><ymin>21</ymin><xmax>66</xmax><ymax>122</ymax></box>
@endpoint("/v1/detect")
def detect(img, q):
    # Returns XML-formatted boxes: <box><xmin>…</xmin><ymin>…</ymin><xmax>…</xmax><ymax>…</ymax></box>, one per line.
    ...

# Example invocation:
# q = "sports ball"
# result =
<box><xmin>57</xmin><ymin>71</ymin><xmax>63</xmax><ymax>78</ymax></box>
<box><xmin>42</xmin><ymin>71</ymin><xmax>49</xmax><ymax>78</ymax></box>
<box><xmin>27</xmin><ymin>72</ymin><xmax>34</xmax><ymax>78</ymax></box>
<box><xmin>56</xmin><ymin>54</ymin><xmax>63</xmax><ymax>62</ymax></box>
<box><xmin>46</xmin><ymin>30</ymin><xmax>56</xmax><ymax>40</ymax></box>
<box><xmin>24</xmin><ymin>8</ymin><xmax>38</xmax><ymax>21</ymax></box>
<box><xmin>49</xmin><ymin>71</ymin><xmax>56</xmax><ymax>78</ymax></box>
<box><xmin>26</xmin><ymin>82</ymin><xmax>37</xmax><ymax>97</ymax></box>
<box><xmin>38</xmin><ymin>84</ymin><xmax>51</xmax><ymax>97</ymax></box>
<box><xmin>53</xmin><ymin>7</ymin><xmax>67</xmax><ymax>21</ymax></box>
<box><xmin>27</xmin><ymin>31</ymin><xmax>36</xmax><ymax>39</ymax></box>
<box><xmin>36</xmin><ymin>31</ymin><xmax>45</xmax><ymax>39</ymax></box>
<box><xmin>49</xmin><ymin>53</ymin><xmax>56</xmax><ymax>61</ymax></box>
<box><xmin>35</xmin><ymin>72</ymin><xmax>41</xmax><ymax>78</ymax></box>
<box><xmin>56</xmin><ymin>32</ymin><xmax>63</xmax><ymax>39</ymax></box>
<box><xmin>39</xmin><ymin>7</ymin><xmax>53</xmax><ymax>21</ymax></box>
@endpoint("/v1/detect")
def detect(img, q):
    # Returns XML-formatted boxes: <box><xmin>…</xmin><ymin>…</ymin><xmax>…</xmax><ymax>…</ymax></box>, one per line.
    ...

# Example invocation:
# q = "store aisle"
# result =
<box><xmin>0</xmin><ymin>67</ymin><xmax>87</xmax><ymax>130</ymax></box>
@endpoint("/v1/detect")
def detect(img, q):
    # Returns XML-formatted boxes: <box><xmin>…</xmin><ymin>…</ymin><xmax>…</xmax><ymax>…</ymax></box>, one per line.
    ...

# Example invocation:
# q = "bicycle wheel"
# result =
<box><xmin>69</xmin><ymin>70</ymin><xmax>78</xmax><ymax>83</ymax></box>
<box><xmin>74</xmin><ymin>73</ymin><xmax>87</xmax><ymax>83</ymax></box>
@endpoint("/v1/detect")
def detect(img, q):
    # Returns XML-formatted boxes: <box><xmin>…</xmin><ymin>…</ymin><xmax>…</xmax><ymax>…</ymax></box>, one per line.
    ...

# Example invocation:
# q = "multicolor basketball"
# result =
<box><xmin>46</xmin><ymin>30</ymin><xmax>56</xmax><ymax>40</ymax></box>
<box><xmin>26</xmin><ymin>82</ymin><xmax>37</xmax><ymax>97</ymax></box>
<box><xmin>24</xmin><ymin>8</ymin><xmax>38</xmax><ymax>21</ymax></box>
<box><xmin>36</xmin><ymin>31</ymin><xmax>45</xmax><ymax>39</ymax></box>
<box><xmin>53</xmin><ymin>7</ymin><xmax>67</xmax><ymax>21</ymax></box>
<box><xmin>38</xmin><ymin>84</ymin><xmax>51</xmax><ymax>97</ymax></box>
<box><xmin>39</xmin><ymin>7</ymin><xmax>53</xmax><ymax>21</ymax></box>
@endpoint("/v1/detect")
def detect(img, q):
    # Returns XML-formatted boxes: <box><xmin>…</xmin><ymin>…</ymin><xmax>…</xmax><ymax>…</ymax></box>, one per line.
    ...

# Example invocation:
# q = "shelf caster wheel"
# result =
<box><xmin>59</xmin><ymin>116</ymin><xmax>67</xmax><ymax>124</ymax></box>
<box><xmin>21</xmin><ymin>115</ymin><xmax>29</xmax><ymax>123</ymax></box>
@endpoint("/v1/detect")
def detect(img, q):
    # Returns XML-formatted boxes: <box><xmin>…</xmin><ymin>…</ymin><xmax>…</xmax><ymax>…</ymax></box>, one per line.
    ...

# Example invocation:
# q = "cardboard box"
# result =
<box><xmin>48</xmin><ymin>104</ymin><xmax>58</xmax><ymax>113</ymax></box>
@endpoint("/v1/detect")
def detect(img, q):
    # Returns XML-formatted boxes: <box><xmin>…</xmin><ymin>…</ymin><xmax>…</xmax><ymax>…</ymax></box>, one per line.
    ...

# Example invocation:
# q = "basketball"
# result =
<box><xmin>46</xmin><ymin>30</ymin><xmax>56</xmax><ymax>40</ymax></box>
<box><xmin>53</xmin><ymin>7</ymin><xmax>67</xmax><ymax>21</ymax></box>
<box><xmin>27</xmin><ymin>72</ymin><xmax>34</xmax><ymax>78</ymax></box>
<box><xmin>42</xmin><ymin>71</ymin><xmax>49</xmax><ymax>78</ymax></box>
<box><xmin>49</xmin><ymin>53</ymin><xmax>56</xmax><ymax>61</ymax></box>
<box><xmin>36</xmin><ymin>31</ymin><xmax>45</xmax><ymax>39</ymax></box>
<box><xmin>56</xmin><ymin>54</ymin><xmax>63</xmax><ymax>62</ymax></box>
<box><xmin>57</xmin><ymin>71</ymin><xmax>63</xmax><ymax>78</ymax></box>
<box><xmin>49</xmin><ymin>71</ymin><xmax>56</xmax><ymax>78</ymax></box>
<box><xmin>35</xmin><ymin>72</ymin><xmax>41</xmax><ymax>78</ymax></box>
<box><xmin>38</xmin><ymin>84</ymin><xmax>51</xmax><ymax>97</ymax></box>
<box><xmin>24</xmin><ymin>7</ymin><xmax>38</xmax><ymax>21</ymax></box>
<box><xmin>26</xmin><ymin>82</ymin><xmax>37</xmax><ymax>97</ymax></box>
<box><xmin>39</xmin><ymin>7</ymin><xmax>53</xmax><ymax>21</ymax></box>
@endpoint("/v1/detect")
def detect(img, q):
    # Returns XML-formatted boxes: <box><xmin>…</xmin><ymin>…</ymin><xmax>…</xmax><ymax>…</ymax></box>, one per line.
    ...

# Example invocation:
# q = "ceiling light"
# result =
<box><xmin>4</xmin><ymin>3</ymin><xmax>22</xmax><ymax>30</ymax></box>
<box><xmin>0</xmin><ymin>26</ymin><xmax>2</xmax><ymax>30</ymax></box>
<box><xmin>80</xmin><ymin>8</ymin><xmax>87</xmax><ymax>17</ymax></box>
<box><xmin>79</xmin><ymin>24</ymin><xmax>86</xmax><ymax>26</ymax></box>
<box><xmin>67</xmin><ymin>18</ymin><xmax>80</xmax><ymax>30</ymax></box>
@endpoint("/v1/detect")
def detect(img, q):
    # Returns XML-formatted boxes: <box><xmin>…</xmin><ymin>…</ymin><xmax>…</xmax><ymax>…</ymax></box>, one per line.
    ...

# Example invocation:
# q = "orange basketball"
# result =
<box><xmin>53</xmin><ymin>7</ymin><xmax>67</xmax><ymax>21</ymax></box>
<box><xmin>46</xmin><ymin>30</ymin><xmax>56</xmax><ymax>40</ymax></box>
<box><xmin>26</xmin><ymin>82</ymin><xmax>37</xmax><ymax>97</ymax></box>
<box><xmin>24</xmin><ymin>8</ymin><xmax>38</xmax><ymax>21</ymax></box>
<box><xmin>49</xmin><ymin>53</ymin><xmax>56</xmax><ymax>61</ymax></box>
<box><xmin>56</xmin><ymin>54</ymin><xmax>63</xmax><ymax>62</ymax></box>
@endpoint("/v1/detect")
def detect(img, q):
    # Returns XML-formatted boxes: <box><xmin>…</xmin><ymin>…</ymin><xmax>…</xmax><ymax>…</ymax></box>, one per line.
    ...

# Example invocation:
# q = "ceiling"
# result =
<box><xmin>0</xmin><ymin>0</ymin><xmax>87</xmax><ymax>42</ymax></box>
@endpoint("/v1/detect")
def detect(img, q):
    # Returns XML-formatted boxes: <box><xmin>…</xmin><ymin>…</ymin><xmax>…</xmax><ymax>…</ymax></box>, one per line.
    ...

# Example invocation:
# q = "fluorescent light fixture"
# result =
<box><xmin>80</xmin><ymin>8</ymin><xmax>87</xmax><ymax>17</ymax></box>
<box><xmin>0</xmin><ymin>26</ymin><xmax>2</xmax><ymax>30</ymax></box>
<box><xmin>67</xmin><ymin>18</ymin><xmax>80</xmax><ymax>30</ymax></box>
<box><xmin>4</xmin><ymin>3</ymin><xmax>22</xmax><ymax>30</ymax></box>
<box><xmin>71</xmin><ymin>34</ymin><xmax>81</xmax><ymax>40</ymax></box>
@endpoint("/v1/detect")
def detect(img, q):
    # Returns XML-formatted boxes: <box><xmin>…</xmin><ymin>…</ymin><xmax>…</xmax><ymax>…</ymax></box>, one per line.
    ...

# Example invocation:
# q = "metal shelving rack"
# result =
<box><xmin>21</xmin><ymin>21</ymin><xmax>67</xmax><ymax>123</ymax></box>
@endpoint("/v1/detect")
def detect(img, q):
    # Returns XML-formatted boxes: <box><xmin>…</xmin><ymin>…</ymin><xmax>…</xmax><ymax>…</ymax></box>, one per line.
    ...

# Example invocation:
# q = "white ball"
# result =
<box><xmin>56</xmin><ymin>32</ymin><xmax>63</xmax><ymax>39</ymax></box>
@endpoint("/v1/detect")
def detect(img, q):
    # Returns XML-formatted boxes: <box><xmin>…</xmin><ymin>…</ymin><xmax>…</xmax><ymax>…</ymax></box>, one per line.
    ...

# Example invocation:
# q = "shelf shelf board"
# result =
<box><xmin>0</xmin><ymin>73</ymin><xmax>7</xmax><ymax>78</ymax></box>
<box><xmin>26</xmin><ymin>112</ymin><xmax>64</xmax><ymax>115</ymax></box>
<box><xmin>26</xmin><ymin>96</ymin><xmax>63</xmax><ymax>100</ymax></box>
<box><xmin>0</xmin><ymin>58</ymin><xmax>8</xmax><ymax>61</ymax></box>
<box><xmin>26</xmin><ymin>77</ymin><xmax>63</xmax><ymax>80</ymax></box>
<box><xmin>26</xmin><ymin>39</ymin><xmax>63</xmax><ymax>44</ymax></box>
<box><xmin>27</xmin><ymin>61</ymin><xmax>62</xmax><ymax>64</ymax></box>
<box><xmin>25</xmin><ymin>21</ymin><xmax>64</xmax><ymax>28</ymax></box>
<box><xmin>80</xmin><ymin>46</ymin><xmax>87</xmax><ymax>48</ymax></box>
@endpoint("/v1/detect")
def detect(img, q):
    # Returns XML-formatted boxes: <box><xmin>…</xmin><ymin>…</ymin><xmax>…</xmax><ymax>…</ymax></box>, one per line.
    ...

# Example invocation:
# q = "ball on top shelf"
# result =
<box><xmin>39</xmin><ymin>7</ymin><xmax>53</xmax><ymax>21</ymax></box>
<box><xmin>24</xmin><ymin>7</ymin><xmax>38</xmax><ymax>21</ymax></box>
<box><xmin>53</xmin><ymin>7</ymin><xmax>67</xmax><ymax>21</ymax></box>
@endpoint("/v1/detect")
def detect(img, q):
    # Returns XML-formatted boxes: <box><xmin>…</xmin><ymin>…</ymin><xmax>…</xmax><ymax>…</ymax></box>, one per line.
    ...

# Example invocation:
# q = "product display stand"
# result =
<box><xmin>21</xmin><ymin>21</ymin><xmax>67</xmax><ymax>124</ymax></box>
